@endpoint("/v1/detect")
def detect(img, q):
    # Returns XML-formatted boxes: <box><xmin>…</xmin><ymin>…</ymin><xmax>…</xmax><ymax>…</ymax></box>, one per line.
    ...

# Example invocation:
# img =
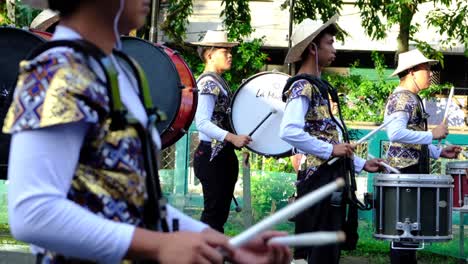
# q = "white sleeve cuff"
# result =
<box><xmin>429</xmin><ymin>144</ymin><xmax>442</xmax><ymax>159</ymax></box>
<box><xmin>166</xmin><ymin>205</ymin><xmax>208</xmax><ymax>232</ymax></box>
<box><xmin>353</xmin><ymin>157</ymin><xmax>366</xmax><ymax>173</ymax></box>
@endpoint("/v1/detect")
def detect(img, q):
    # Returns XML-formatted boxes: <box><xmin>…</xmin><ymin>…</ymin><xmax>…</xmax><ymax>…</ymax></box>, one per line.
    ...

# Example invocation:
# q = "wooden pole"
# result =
<box><xmin>242</xmin><ymin>151</ymin><xmax>253</xmax><ymax>228</ymax></box>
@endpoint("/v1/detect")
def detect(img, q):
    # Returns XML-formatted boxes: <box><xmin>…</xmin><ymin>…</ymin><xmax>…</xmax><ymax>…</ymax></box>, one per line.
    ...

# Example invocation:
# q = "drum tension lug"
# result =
<box><xmin>396</xmin><ymin>218</ymin><xmax>420</xmax><ymax>239</ymax></box>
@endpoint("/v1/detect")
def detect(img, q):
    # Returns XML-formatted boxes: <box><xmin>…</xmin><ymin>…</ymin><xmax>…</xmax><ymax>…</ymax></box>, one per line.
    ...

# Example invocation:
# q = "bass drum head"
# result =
<box><xmin>0</xmin><ymin>27</ymin><xmax>47</xmax><ymax>179</ymax></box>
<box><xmin>230</xmin><ymin>72</ymin><xmax>292</xmax><ymax>157</ymax></box>
<box><xmin>120</xmin><ymin>37</ymin><xmax>182</xmax><ymax>141</ymax></box>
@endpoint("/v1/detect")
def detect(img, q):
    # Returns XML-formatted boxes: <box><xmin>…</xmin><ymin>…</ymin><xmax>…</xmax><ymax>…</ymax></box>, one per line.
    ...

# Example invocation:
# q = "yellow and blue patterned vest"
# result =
<box><xmin>3</xmin><ymin>51</ymin><xmax>149</xmax><ymax>263</ymax></box>
<box><xmin>385</xmin><ymin>89</ymin><xmax>429</xmax><ymax>170</ymax></box>
<box><xmin>196</xmin><ymin>72</ymin><xmax>232</xmax><ymax>161</ymax></box>
<box><xmin>283</xmin><ymin>75</ymin><xmax>346</xmax><ymax>179</ymax></box>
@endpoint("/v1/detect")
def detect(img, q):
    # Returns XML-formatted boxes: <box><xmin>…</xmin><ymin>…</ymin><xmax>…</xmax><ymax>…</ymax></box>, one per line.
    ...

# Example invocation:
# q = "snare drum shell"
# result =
<box><xmin>446</xmin><ymin>161</ymin><xmax>468</xmax><ymax>208</ymax></box>
<box><xmin>373</xmin><ymin>174</ymin><xmax>453</xmax><ymax>242</ymax></box>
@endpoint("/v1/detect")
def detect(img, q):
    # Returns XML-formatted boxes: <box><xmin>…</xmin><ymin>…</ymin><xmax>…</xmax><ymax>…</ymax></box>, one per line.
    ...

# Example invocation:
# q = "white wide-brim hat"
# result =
<box><xmin>30</xmin><ymin>9</ymin><xmax>59</xmax><ymax>31</ymax></box>
<box><xmin>191</xmin><ymin>30</ymin><xmax>238</xmax><ymax>48</ymax></box>
<box><xmin>391</xmin><ymin>49</ymin><xmax>438</xmax><ymax>77</ymax></box>
<box><xmin>284</xmin><ymin>15</ymin><xmax>339</xmax><ymax>64</ymax></box>
<box><xmin>22</xmin><ymin>0</ymin><xmax>48</xmax><ymax>9</ymax></box>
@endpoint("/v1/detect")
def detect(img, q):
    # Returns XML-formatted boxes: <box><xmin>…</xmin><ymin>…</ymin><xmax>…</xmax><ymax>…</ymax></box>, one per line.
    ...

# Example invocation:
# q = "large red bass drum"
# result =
<box><xmin>120</xmin><ymin>36</ymin><xmax>197</xmax><ymax>149</ymax></box>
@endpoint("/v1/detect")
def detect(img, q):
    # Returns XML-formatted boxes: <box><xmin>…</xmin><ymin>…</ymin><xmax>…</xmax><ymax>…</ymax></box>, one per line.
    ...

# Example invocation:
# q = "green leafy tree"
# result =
<box><xmin>160</xmin><ymin>0</ymin><xmax>268</xmax><ymax>91</ymax></box>
<box><xmin>285</xmin><ymin>0</ymin><xmax>467</xmax><ymax>58</ymax></box>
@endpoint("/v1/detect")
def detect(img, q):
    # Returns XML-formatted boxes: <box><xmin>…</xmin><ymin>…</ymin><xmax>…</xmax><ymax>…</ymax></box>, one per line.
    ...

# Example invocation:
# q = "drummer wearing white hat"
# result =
<box><xmin>279</xmin><ymin>15</ymin><xmax>384</xmax><ymax>264</ymax></box>
<box><xmin>383</xmin><ymin>49</ymin><xmax>461</xmax><ymax>263</ymax></box>
<box><xmin>192</xmin><ymin>30</ymin><xmax>253</xmax><ymax>234</ymax></box>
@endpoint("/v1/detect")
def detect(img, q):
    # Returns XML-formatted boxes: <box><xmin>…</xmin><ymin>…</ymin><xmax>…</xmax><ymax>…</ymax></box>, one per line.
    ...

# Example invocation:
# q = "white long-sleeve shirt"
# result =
<box><xmin>280</xmin><ymin>95</ymin><xmax>366</xmax><ymax>172</ymax></box>
<box><xmin>7</xmin><ymin>26</ymin><xmax>207</xmax><ymax>263</ymax></box>
<box><xmin>195</xmin><ymin>76</ymin><xmax>229</xmax><ymax>142</ymax></box>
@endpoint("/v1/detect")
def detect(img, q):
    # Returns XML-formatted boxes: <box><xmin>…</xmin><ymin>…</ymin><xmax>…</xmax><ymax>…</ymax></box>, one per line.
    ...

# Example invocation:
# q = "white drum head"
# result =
<box><xmin>230</xmin><ymin>72</ymin><xmax>292</xmax><ymax>157</ymax></box>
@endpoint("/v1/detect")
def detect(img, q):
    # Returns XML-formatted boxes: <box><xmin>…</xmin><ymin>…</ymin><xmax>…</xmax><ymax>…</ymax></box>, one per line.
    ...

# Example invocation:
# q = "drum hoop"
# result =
<box><xmin>373</xmin><ymin>182</ymin><xmax>453</xmax><ymax>188</ymax></box>
<box><xmin>374</xmin><ymin>174</ymin><xmax>453</xmax><ymax>183</ymax></box>
<box><xmin>229</xmin><ymin>71</ymin><xmax>292</xmax><ymax>158</ymax></box>
<box><xmin>446</xmin><ymin>161</ymin><xmax>468</xmax><ymax>169</ymax></box>
<box><xmin>373</xmin><ymin>234</ymin><xmax>452</xmax><ymax>242</ymax></box>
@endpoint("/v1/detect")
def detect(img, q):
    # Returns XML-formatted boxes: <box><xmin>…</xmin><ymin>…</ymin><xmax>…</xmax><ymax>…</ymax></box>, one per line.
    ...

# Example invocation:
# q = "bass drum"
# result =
<box><xmin>230</xmin><ymin>71</ymin><xmax>292</xmax><ymax>157</ymax></box>
<box><xmin>121</xmin><ymin>37</ymin><xmax>197</xmax><ymax>149</ymax></box>
<box><xmin>0</xmin><ymin>27</ymin><xmax>49</xmax><ymax>179</ymax></box>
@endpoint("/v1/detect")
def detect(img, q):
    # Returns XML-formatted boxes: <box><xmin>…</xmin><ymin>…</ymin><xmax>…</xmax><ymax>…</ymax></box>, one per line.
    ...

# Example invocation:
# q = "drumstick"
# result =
<box><xmin>267</xmin><ymin>231</ymin><xmax>346</xmax><ymax>247</ymax></box>
<box><xmin>248</xmin><ymin>108</ymin><xmax>278</xmax><ymax>136</ymax></box>
<box><xmin>327</xmin><ymin>116</ymin><xmax>397</xmax><ymax>165</ymax></box>
<box><xmin>368</xmin><ymin>154</ymin><xmax>401</xmax><ymax>174</ymax></box>
<box><xmin>442</xmin><ymin>86</ymin><xmax>455</xmax><ymax>124</ymax></box>
<box><xmin>229</xmin><ymin>178</ymin><xmax>345</xmax><ymax>247</ymax></box>
<box><xmin>438</xmin><ymin>86</ymin><xmax>455</xmax><ymax>147</ymax></box>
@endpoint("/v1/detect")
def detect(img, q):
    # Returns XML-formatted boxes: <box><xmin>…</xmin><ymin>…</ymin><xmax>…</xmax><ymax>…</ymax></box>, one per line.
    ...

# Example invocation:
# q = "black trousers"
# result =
<box><xmin>193</xmin><ymin>141</ymin><xmax>238</xmax><ymax>233</ymax></box>
<box><xmin>390</xmin><ymin>163</ymin><xmax>425</xmax><ymax>264</ymax></box>
<box><xmin>294</xmin><ymin>160</ymin><xmax>353</xmax><ymax>264</ymax></box>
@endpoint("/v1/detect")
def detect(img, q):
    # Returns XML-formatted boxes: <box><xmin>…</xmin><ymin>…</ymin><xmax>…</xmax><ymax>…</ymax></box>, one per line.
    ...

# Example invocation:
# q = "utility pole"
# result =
<box><xmin>149</xmin><ymin>0</ymin><xmax>160</xmax><ymax>42</ymax></box>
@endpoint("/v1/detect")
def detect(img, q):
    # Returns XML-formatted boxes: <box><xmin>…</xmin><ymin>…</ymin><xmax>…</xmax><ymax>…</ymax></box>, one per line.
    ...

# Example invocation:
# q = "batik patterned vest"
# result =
<box><xmin>385</xmin><ymin>90</ymin><xmax>429</xmax><ymax>169</ymax></box>
<box><xmin>3</xmin><ymin>51</ymin><xmax>149</xmax><ymax>263</ymax></box>
<box><xmin>197</xmin><ymin>73</ymin><xmax>232</xmax><ymax>161</ymax></box>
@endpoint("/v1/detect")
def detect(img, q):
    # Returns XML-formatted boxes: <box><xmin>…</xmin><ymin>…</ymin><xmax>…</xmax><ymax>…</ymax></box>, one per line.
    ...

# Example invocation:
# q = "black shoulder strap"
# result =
<box><xmin>281</xmin><ymin>73</ymin><xmax>328</xmax><ymax>102</ymax></box>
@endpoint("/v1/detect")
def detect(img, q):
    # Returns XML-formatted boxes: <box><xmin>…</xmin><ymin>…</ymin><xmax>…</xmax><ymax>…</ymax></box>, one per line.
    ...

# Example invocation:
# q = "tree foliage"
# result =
<box><xmin>162</xmin><ymin>0</ymin><xmax>268</xmax><ymax>91</ymax></box>
<box><xmin>286</xmin><ymin>0</ymin><xmax>467</xmax><ymax>57</ymax></box>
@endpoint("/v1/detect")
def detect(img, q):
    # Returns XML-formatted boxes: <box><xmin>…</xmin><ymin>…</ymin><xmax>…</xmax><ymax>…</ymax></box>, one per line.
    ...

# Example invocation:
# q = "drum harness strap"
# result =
<box><xmin>282</xmin><ymin>74</ymin><xmax>372</xmax><ymax>211</ymax></box>
<box><xmin>26</xmin><ymin>40</ymin><xmax>172</xmax><ymax>235</ymax></box>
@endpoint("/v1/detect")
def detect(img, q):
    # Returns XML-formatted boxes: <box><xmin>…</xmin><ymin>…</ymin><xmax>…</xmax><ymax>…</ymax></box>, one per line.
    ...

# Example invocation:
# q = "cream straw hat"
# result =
<box><xmin>191</xmin><ymin>30</ymin><xmax>238</xmax><ymax>48</ymax></box>
<box><xmin>391</xmin><ymin>49</ymin><xmax>438</xmax><ymax>77</ymax></box>
<box><xmin>285</xmin><ymin>15</ymin><xmax>339</xmax><ymax>64</ymax></box>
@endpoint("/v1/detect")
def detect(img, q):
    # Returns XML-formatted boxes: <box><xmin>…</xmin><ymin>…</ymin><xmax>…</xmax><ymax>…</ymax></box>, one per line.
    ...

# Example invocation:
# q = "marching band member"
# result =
<box><xmin>192</xmin><ymin>31</ymin><xmax>252</xmax><ymax>233</ymax></box>
<box><xmin>279</xmin><ymin>16</ymin><xmax>384</xmax><ymax>264</ymax></box>
<box><xmin>4</xmin><ymin>1</ymin><xmax>290</xmax><ymax>263</ymax></box>
<box><xmin>384</xmin><ymin>49</ymin><xmax>461</xmax><ymax>264</ymax></box>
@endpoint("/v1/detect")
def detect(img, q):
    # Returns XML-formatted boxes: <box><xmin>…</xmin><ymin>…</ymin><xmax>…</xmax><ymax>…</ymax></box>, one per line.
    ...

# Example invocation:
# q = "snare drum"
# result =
<box><xmin>446</xmin><ymin>161</ymin><xmax>468</xmax><ymax>208</ymax></box>
<box><xmin>0</xmin><ymin>27</ymin><xmax>49</xmax><ymax>179</ymax></box>
<box><xmin>230</xmin><ymin>72</ymin><xmax>292</xmax><ymax>157</ymax></box>
<box><xmin>373</xmin><ymin>174</ymin><xmax>453</xmax><ymax>243</ymax></box>
<box><xmin>121</xmin><ymin>37</ymin><xmax>197</xmax><ymax>148</ymax></box>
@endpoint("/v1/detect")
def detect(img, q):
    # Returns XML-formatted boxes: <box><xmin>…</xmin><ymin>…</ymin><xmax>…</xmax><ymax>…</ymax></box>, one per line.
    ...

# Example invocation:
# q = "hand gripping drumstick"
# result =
<box><xmin>229</xmin><ymin>178</ymin><xmax>345</xmax><ymax>247</ymax></box>
<box><xmin>268</xmin><ymin>231</ymin><xmax>346</xmax><ymax>247</ymax></box>
<box><xmin>445</xmin><ymin>141</ymin><xmax>468</xmax><ymax>158</ymax></box>
<box><xmin>327</xmin><ymin>116</ymin><xmax>397</xmax><ymax>165</ymax></box>
<box><xmin>367</xmin><ymin>154</ymin><xmax>401</xmax><ymax>174</ymax></box>
<box><xmin>248</xmin><ymin>107</ymin><xmax>278</xmax><ymax>137</ymax></box>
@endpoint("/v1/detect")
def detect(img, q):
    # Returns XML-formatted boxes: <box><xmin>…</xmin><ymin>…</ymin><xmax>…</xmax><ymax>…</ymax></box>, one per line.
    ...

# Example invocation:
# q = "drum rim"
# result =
<box><xmin>446</xmin><ymin>161</ymin><xmax>468</xmax><ymax>169</ymax></box>
<box><xmin>373</xmin><ymin>173</ymin><xmax>453</xmax><ymax>184</ymax></box>
<box><xmin>0</xmin><ymin>26</ymin><xmax>48</xmax><ymax>42</ymax></box>
<box><xmin>229</xmin><ymin>71</ymin><xmax>292</xmax><ymax>158</ymax></box>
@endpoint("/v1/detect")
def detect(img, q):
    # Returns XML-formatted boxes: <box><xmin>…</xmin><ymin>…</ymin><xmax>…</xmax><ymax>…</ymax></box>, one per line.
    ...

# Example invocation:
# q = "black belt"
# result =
<box><xmin>199</xmin><ymin>140</ymin><xmax>211</xmax><ymax>146</ymax></box>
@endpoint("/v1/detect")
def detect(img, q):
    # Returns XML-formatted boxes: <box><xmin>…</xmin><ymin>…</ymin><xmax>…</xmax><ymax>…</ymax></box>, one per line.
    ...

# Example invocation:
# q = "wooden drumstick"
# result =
<box><xmin>267</xmin><ymin>231</ymin><xmax>346</xmax><ymax>247</ymax></box>
<box><xmin>368</xmin><ymin>154</ymin><xmax>401</xmax><ymax>174</ymax></box>
<box><xmin>438</xmin><ymin>87</ymin><xmax>455</xmax><ymax>147</ymax></box>
<box><xmin>229</xmin><ymin>178</ymin><xmax>345</xmax><ymax>247</ymax></box>
<box><xmin>328</xmin><ymin>116</ymin><xmax>397</xmax><ymax>165</ymax></box>
<box><xmin>248</xmin><ymin>108</ymin><xmax>278</xmax><ymax>137</ymax></box>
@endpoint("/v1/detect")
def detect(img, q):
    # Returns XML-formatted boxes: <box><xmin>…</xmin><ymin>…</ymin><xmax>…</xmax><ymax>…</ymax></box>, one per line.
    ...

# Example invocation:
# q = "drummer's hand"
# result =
<box><xmin>226</xmin><ymin>133</ymin><xmax>252</xmax><ymax>148</ymax></box>
<box><xmin>432</xmin><ymin>123</ymin><xmax>449</xmax><ymax>140</ymax></box>
<box><xmin>440</xmin><ymin>145</ymin><xmax>462</xmax><ymax>159</ymax></box>
<box><xmin>332</xmin><ymin>143</ymin><xmax>355</xmax><ymax>157</ymax></box>
<box><xmin>127</xmin><ymin>228</ymin><xmax>233</xmax><ymax>263</ymax></box>
<box><xmin>364</xmin><ymin>159</ymin><xmax>385</xmax><ymax>172</ymax></box>
<box><xmin>231</xmin><ymin>231</ymin><xmax>292</xmax><ymax>264</ymax></box>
